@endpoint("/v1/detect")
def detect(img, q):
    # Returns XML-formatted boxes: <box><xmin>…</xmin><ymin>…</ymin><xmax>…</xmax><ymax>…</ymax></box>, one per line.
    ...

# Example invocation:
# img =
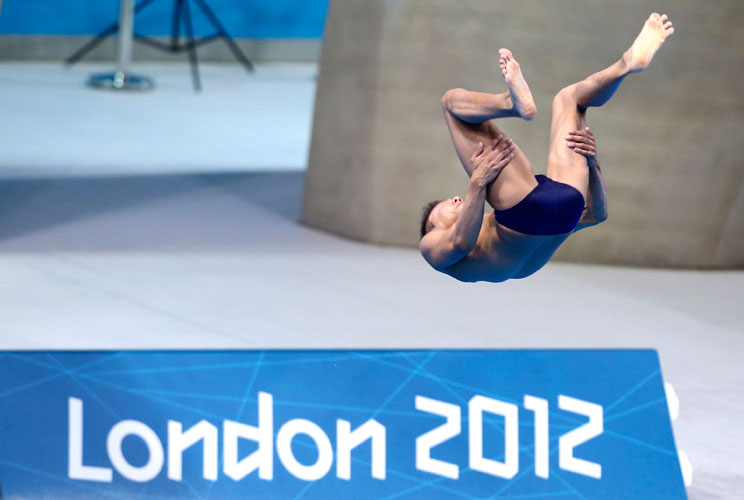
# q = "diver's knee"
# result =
<box><xmin>442</xmin><ymin>88</ymin><xmax>466</xmax><ymax>111</ymax></box>
<box><xmin>552</xmin><ymin>85</ymin><xmax>578</xmax><ymax>108</ymax></box>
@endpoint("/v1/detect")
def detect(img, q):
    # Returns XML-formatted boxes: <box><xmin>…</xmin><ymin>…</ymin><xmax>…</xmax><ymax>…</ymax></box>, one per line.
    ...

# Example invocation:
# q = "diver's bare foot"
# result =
<box><xmin>624</xmin><ymin>13</ymin><xmax>675</xmax><ymax>73</ymax></box>
<box><xmin>499</xmin><ymin>48</ymin><xmax>537</xmax><ymax>120</ymax></box>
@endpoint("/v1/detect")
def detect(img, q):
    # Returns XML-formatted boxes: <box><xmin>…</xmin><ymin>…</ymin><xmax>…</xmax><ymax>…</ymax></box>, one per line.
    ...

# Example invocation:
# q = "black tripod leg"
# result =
<box><xmin>65</xmin><ymin>0</ymin><xmax>160</xmax><ymax>66</ymax></box>
<box><xmin>171</xmin><ymin>0</ymin><xmax>184</xmax><ymax>51</ymax></box>
<box><xmin>65</xmin><ymin>23</ymin><xmax>119</xmax><ymax>66</ymax></box>
<box><xmin>192</xmin><ymin>0</ymin><xmax>254</xmax><ymax>72</ymax></box>
<box><xmin>182</xmin><ymin>0</ymin><xmax>202</xmax><ymax>91</ymax></box>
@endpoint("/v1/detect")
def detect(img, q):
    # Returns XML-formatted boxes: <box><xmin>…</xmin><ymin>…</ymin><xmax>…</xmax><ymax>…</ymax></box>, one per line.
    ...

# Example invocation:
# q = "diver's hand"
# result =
<box><xmin>566</xmin><ymin>127</ymin><xmax>598</xmax><ymax>167</ymax></box>
<box><xmin>470</xmin><ymin>135</ymin><xmax>515</xmax><ymax>186</ymax></box>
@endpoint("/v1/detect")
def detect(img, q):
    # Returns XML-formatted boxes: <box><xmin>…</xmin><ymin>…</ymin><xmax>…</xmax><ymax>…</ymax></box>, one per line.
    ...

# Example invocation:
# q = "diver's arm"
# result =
<box><xmin>420</xmin><ymin>179</ymin><xmax>488</xmax><ymax>270</ymax></box>
<box><xmin>421</xmin><ymin>139</ymin><xmax>515</xmax><ymax>270</ymax></box>
<box><xmin>568</xmin><ymin>128</ymin><xmax>608</xmax><ymax>231</ymax></box>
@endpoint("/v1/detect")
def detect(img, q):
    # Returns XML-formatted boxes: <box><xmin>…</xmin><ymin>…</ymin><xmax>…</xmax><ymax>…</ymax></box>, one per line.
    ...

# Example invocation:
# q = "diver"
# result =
<box><xmin>420</xmin><ymin>13</ymin><xmax>674</xmax><ymax>282</ymax></box>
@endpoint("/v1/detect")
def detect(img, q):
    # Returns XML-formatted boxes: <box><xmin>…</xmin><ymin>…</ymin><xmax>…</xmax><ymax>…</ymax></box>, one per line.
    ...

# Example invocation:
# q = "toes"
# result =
<box><xmin>666</xmin><ymin>26</ymin><xmax>675</xmax><ymax>36</ymax></box>
<box><xmin>650</xmin><ymin>12</ymin><xmax>660</xmax><ymax>21</ymax></box>
<box><xmin>659</xmin><ymin>14</ymin><xmax>668</xmax><ymax>23</ymax></box>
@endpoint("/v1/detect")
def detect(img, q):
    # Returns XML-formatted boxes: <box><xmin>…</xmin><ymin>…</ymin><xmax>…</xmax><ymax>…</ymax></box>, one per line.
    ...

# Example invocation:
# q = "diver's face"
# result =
<box><xmin>428</xmin><ymin>196</ymin><xmax>463</xmax><ymax>231</ymax></box>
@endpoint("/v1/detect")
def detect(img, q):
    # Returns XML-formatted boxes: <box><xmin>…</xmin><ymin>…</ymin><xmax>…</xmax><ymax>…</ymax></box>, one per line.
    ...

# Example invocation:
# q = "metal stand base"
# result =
<box><xmin>68</xmin><ymin>0</ymin><xmax>254</xmax><ymax>92</ymax></box>
<box><xmin>88</xmin><ymin>71</ymin><xmax>155</xmax><ymax>91</ymax></box>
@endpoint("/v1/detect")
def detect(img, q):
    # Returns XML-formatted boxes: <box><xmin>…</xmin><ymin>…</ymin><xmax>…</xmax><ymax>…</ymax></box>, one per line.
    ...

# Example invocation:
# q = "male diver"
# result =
<box><xmin>420</xmin><ymin>13</ymin><xmax>674</xmax><ymax>282</ymax></box>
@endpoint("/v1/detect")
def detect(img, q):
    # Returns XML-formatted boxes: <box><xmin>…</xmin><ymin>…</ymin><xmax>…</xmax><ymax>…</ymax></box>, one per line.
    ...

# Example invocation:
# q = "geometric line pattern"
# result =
<box><xmin>0</xmin><ymin>350</ymin><xmax>686</xmax><ymax>500</ymax></box>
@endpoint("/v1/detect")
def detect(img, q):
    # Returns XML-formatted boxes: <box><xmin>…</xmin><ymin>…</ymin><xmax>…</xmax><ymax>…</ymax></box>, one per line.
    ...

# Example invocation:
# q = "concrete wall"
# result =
<box><xmin>303</xmin><ymin>0</ymin><xmax>744</xmax><ymax>268</ymax></box>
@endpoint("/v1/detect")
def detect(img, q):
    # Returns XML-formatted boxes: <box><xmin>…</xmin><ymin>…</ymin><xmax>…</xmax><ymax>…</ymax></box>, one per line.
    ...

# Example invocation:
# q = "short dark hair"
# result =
<box><xmin>420</xmin><ymin>200</ymin><xmax>442</xmax><ymax>239</ymax></box>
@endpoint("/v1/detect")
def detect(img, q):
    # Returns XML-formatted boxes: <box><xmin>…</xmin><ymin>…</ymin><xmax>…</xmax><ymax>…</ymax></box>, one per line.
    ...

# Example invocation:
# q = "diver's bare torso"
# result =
<box><xmin>442</xmin><ymin>216</ymin><xmax>570</xmax><ymax>283</ymax></box>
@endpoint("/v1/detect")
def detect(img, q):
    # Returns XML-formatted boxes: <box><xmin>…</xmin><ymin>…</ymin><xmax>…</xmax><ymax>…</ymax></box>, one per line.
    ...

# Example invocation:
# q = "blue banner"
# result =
<box><xmin>0</xmin><ymin>0</ymin><xmax>329</xmax><ymax>38</ymax></box>
<box><xmin>0</xmin><ymin>350</ymin><xmax>687</xmax><ymax>499</ymax></box>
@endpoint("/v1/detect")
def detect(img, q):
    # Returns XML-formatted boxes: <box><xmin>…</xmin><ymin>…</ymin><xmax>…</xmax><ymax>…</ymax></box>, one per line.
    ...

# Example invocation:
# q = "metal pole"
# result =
<box><xmin>114</xmin><ymin>0</ymin><xmax>134</xmax><ymax>85</ymax></box>
<box><xmin>88</xmin><ymin>0</ymin><xmax>154</xmax><ymax>91</ymax></box>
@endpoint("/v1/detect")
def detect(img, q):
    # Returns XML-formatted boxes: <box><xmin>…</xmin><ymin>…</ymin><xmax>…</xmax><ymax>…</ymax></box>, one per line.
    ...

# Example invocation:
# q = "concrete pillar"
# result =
<box><xmin>303</xmin><ymin>0</ymin><xmax>744</xmax><ymax>268</ymax></box>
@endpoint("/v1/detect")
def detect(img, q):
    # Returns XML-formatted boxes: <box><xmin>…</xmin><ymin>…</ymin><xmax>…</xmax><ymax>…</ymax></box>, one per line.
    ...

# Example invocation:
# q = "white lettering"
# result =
<box><xmin>415</xmin><ymin>395</ymin><xmax>460</xmax><ymax>479</ymax></box>
<box><xmin>558</xmin><ymin>395</ymin><xmax>603</xmax><ymax>479</ymax></box>
<box><xmin>277</xmin><ymin>419</ymin><xmax>333</xmax><ymax>481</ymax></box>
<box><xmin>523</xmin><ymin>395</ymin><xmax>549</xmax><ymax>478</ymax></box>
<box><xmin>168</xmin><ymin>420</ymin><xmax>218</xmax><ymax>481</ymax></box>
<box><xmin>468</xmin><ymin>395</ymin><xmax>519</xmax><ymax>479</ymax></box>
<box><xmin>67</xmin><ymin>397</ymin><xmax>113</xmax><ymax>482</ymax></box>
<box><xmin>107</xmin><ymin>420</ymin><xmax>164</xmax><ymax>482</ymax></box>
<box><xmin>67</xmin><ymin>391</ymin><xmax>605</xmax><ymax>485</ymax></box>
<box><xmin>336</xmin><ymin>419</ymin><xmax>386</xmax><ymax>480</ymax></box>
<box><xmin>224</xmin><ymin>392</ymin><xmax>274</xmax><ymax>481</ymax></box>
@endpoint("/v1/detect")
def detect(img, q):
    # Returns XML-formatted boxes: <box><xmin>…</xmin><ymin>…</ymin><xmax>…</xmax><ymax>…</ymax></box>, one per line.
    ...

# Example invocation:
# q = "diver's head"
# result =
<box><xmin>420</xmin><ymin>196</ymin><xmax>463</xmax><ymax>238</ymax></box>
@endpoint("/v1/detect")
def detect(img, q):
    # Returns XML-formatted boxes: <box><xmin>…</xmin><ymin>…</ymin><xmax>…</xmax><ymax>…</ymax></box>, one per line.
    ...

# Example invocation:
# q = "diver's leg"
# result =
<box><xmin>575</xmin><ymin>12</ymin><xmax>675</xmax><ymax>108</ymax></box>
<box><xmin>545</xmin><ymin>89</ymin><xmax>591</xmax><ymax>199</ymax></box>
<box><xmin>547</xmin><ymin>13</ymin><xmax>675</xmax><ymax>197</ymax></box>
<box><xmin>441</xmin><ymin>49</ymin><xmax>538</xmax><ymax>210</ymax></box>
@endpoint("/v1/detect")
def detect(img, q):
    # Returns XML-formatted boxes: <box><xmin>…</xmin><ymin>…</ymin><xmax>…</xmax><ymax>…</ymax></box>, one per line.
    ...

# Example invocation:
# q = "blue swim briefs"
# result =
<box><xmin>494</xmin><ymin>175</ymin><xmax>585</xmax><ymax>235</ymax></box>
